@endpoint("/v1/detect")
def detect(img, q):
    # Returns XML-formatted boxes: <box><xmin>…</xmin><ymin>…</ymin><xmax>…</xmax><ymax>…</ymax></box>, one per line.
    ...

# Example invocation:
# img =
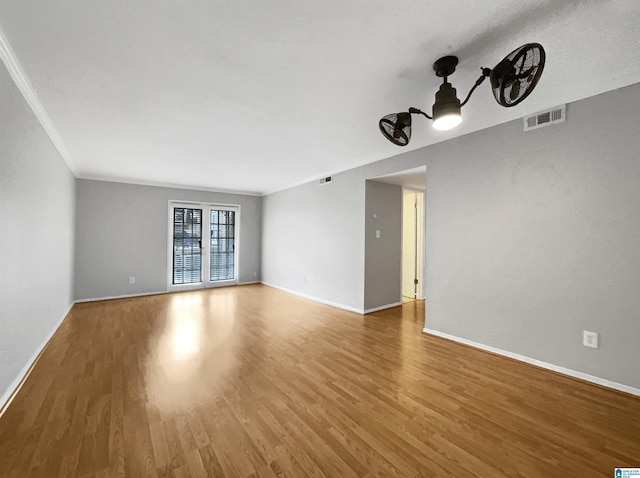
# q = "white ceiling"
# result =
<box><xmin>0</xmin><ymin>1</ymin><xmax>639</xmax><ymax>195</ymax></box>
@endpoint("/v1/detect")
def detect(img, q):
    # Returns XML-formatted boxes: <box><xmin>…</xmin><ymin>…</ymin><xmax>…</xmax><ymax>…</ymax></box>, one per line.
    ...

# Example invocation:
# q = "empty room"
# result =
<box><xmin>1</xmin><ymin>1</ymin><xmax>640</xmax><ymax>477</ymax></box>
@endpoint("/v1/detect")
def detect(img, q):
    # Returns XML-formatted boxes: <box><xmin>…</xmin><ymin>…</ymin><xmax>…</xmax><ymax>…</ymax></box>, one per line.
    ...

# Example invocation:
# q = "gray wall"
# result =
<box><xmin>364</xmin><ymin>181</ymin><xmax>402</xmax><ymax>311</ymax></box>
<box><xmin>261</xmin><ymin>171</ymin><xmax>367</xmax><ymax>311</ymax></box>
<box><xmin>262</xmin><ymin>82</ymin><xmax>640</xmax><ymax>389</ymax></box>
<box><xmin>75</xmin><ymin>180</ymin><xmax>262</xmax><ymax>300</ymax></box>
<box><xmin>0</xmin><ymin>61</ymin><xmax>75</xmax><ymax>399</ymax></box>
<box><xmin>426</xmin><ymin>84</ymin><xmax>640</xmax><ymax>389</ymax></box>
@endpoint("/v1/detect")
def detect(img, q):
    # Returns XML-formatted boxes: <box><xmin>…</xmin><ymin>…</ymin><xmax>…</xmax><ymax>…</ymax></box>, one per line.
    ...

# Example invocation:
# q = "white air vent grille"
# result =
<box><xmin>524</xmin><ymin>105</ymin><xmax>566</xmax><ymax>131</ymax></box>
<box><xmin>319</xmin><ymin>176</ymin><xmax>333</xmax><ymax>185</ymax></box>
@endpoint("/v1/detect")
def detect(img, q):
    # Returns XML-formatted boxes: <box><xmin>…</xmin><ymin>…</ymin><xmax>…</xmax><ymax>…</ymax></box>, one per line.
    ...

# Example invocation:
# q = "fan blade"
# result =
<box><xmin>514</xmin><ymin>50</ymin><xmax>528</xmax><ymax>71</ymax></box>
<box><xmin>510</xmin><ymin>81</ymin><xmax>521</xmax><ymax>101</ymax></box>
<box><xmin>513</xmin><ymin>65</ymin><xmax>537</xmax><ymax>80</ymax></box>
<box><xmin>490</xmin><ymin>59</ymin><xmax>513</xmax><ymax>89</ymax></box>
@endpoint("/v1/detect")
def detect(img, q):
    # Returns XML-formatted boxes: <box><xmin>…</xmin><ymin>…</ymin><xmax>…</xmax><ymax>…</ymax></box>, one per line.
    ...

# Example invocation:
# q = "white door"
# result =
<box><xmin>168</xmin><ymin>202</ymin><xmax>240</xmax><ymax>291</ymax></box>
<box><xmin>204</xmin><ymin>207</ymin><xmax>238</xmax><ymax>288</ymax></box>
<box><xmin>402</xmin><ymin>190</ymin><xmax>424</xmax><ymax>300</ymax></box>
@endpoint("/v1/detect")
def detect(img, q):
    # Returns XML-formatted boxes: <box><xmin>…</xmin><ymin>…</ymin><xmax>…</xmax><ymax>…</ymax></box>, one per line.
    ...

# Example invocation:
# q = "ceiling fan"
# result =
<box><xmin>379</xmin><ymin>43</ymin><xmax>546</xmax><ymax>146</ymax></box>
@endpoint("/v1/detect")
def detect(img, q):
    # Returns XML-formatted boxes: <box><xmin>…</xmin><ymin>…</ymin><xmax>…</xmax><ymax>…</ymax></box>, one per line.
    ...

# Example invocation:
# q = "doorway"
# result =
<box><xmin>167</xmin><ymin>202</ymin><xmax>240</xmax><ymax>291</ymax></box>
<box><xmin>402</xmin><ymin>189</ymin><xmax>424</xmax><ymax>301</ymax></box>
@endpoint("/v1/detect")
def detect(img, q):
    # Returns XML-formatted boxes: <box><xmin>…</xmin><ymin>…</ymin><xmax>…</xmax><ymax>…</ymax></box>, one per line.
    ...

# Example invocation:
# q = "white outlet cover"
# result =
<box><xmin>129</xmin><ymin>276</ymin><xmax>135</xmax><ymax>284</ymax></box>
<box><xmin>583</xmin><ymin>330</ymin><xmax>599</xmax><ymax>349</ymax></box>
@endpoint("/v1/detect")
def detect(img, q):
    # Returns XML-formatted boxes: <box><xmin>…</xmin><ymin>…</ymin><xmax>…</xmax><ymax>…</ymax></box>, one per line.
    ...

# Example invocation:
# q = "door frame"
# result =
<box><xmin>203</xmin><ymin>204</ymin><xmax>240</xmax><ymax>289</ymax></box>
<box><xmin>166</xmin><ymin>200</ymin><xmax>241</xmax><ymax>292</ymax></box>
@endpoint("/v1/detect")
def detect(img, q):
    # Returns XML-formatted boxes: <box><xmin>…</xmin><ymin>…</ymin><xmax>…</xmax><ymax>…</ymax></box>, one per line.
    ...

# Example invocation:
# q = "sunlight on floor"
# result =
<box><xmin>147</xmin><ymin>290</ymin><xmax>240</xmax><ymax>411</ymax></box>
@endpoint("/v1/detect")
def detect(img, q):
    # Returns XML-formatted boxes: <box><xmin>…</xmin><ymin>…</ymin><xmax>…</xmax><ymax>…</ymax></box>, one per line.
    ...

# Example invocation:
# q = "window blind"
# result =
<box><xmin>210</xmin><ymin>210</ymin><xmax>235</xmax><ymax>281</ymax></box>
<box><xmin>173</xmin><ymin>208</ymin><xmax>202</xmax><ymax>284</ymax></box>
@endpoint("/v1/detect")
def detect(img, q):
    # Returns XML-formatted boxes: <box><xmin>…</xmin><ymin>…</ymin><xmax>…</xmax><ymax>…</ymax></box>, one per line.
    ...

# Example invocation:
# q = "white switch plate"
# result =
<box><xmin>376</xmin><ymin>230</ymin><xmax>381</xmax><ymax>239</ymax></box>
<box><xmin>129</xmin><ymin>276</ymin><xmax>135</xmax><ymax>284</ymax></box>
<box><xmin>583</xmin><ymin>330</ymin><xmax>598</xmax><ymax>349</ymax></box>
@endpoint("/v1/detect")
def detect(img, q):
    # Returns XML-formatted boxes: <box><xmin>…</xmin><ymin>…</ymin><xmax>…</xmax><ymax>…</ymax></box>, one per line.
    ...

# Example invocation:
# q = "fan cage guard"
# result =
<box><xmin>379</xmin><ymin>114</ymin><xmax>411</xmax><ymax>146</ymax></box>
<box><xmin>492</xmin><ymin>43</ymin><xmax>545</xmax><ymax>107</ymax></box>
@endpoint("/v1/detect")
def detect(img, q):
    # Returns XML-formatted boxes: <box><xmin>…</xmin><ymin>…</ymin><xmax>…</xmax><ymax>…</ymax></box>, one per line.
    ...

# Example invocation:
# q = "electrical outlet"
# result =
<box><xmin>129</xmin><ymin>276</ymin><xmax>135</xmax><ymax>284</ymax></box>
<box><xmin>583</xmin><ymin>330</ymin><xmax>598</xmax><ymax>349</ymax></box>
<box><xmin>301</xmin><ymin>275</ymin><xmax>305</xmax><ymax>283</ymax></box>
<box><xmin>376</xmin><ymin>230</ymin><xmax>381</xmax><ymax>239</ymax></box>
<box><xmin>254</xmin><ymin>271</ymin><xmax>257</xmax><ymax>278</ymax></box>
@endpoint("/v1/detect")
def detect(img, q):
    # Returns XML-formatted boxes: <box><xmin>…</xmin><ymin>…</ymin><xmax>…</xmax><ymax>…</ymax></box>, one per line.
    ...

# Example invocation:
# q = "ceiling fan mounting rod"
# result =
<box><xmin>432</xmin><ymin>56</ymin><xmax>492</xmax><ymax>109</ymax></box>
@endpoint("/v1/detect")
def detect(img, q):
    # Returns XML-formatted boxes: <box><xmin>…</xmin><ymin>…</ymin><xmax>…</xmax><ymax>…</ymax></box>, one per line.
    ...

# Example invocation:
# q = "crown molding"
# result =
<box><xmin>0</xmin><ymin>26</ymin><xmax>76</xmax><ymax>175</ymax></box>
<box><xmin>77</xmin><ymin>173</ymin><xmax>264</xmax><ymax>197</ymax></box>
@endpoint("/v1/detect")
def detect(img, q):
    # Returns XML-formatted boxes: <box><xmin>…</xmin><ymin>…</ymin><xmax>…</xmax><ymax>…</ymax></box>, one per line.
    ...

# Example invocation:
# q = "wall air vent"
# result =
<box><xmin>319</xmin><ymin>176</ymin><xmax>333</xmax><ymax>185</ymax></box>
<box><xmin>524</xmin><ymin>104</ymin><xmax>566</xmax><ymax>131</ymax></box>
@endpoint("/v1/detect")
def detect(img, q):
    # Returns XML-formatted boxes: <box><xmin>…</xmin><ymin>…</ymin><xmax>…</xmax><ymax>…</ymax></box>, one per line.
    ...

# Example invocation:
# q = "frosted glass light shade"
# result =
<box><xmin>432</xmin><ymin>113</ymin><xmax>462</xmax><ymax>130</ymax></box>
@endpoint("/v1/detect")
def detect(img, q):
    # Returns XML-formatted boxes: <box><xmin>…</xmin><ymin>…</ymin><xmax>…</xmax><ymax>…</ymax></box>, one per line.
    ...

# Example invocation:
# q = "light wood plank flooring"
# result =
<box><xmin>0</xmin><ymin>284</ymin><xmax>639</xmax><ymax>477</ymax></box>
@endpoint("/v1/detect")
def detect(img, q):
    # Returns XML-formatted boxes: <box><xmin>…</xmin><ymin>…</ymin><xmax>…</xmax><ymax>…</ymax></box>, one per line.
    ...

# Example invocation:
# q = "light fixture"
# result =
<box><xmin>379</xmin><ymin>43</ymin><xmax>546</xmax><ymax>146</ymax></box>
<box><xmin>432</xmin><ymin>70</ymin><xmax>462</xmax><ymax>130</ymax></box>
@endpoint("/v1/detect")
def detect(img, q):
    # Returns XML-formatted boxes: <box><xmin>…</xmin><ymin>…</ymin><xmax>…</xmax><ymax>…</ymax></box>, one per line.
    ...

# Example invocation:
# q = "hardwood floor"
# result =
<box><xmin>0</xmin><ymin>284</ymin><xmax>638</xmax><ymax>477</ymax></box>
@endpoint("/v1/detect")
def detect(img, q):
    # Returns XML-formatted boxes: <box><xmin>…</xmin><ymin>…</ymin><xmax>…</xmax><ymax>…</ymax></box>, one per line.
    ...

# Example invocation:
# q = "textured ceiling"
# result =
<box><xmin>0</xmin><ymin>1</ymin><xmax>639</xmax><ymax>195</ymax></box>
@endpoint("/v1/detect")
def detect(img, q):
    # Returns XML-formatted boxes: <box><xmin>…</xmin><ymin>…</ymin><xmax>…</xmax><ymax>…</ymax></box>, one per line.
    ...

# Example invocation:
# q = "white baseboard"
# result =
<box><xmin>76</xmin><ymin>282</ymin><xmax>262</xmax><ymax>304</ymax></box>
<box><xmin>423</xmin><ymin>328</ymin><xmax>640</xmax><ymax>397</ymax></box>
<box><xmin>364</xmin><ymin>301</ymin><xmax>403</xmax><ymax>314</ymax></box>
<box><xmin>0</xmin><ymin>302</ymin><xmax>74</xmax><ymax>415</ymax></box>
<box><xmin>74</xmin><ymin>289</ymin><xmax>169</xmax><ymax>303</ymax></box>
<box><xmin>260</xmin><ymin>282</ymin><xmax>364</xmax><ymax>314</ymax></box>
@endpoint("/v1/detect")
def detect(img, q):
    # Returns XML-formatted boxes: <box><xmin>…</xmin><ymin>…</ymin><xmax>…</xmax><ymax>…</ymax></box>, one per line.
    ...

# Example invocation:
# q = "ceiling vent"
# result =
<box><xmin>319</xmin><ymin>176</ymin><xmax>333</xmax><ymax>185</ymax></box>
<box><xmin>524</xmin><ymin>104</ymin><xmax>566</xmax><ymax>131</ymax></box>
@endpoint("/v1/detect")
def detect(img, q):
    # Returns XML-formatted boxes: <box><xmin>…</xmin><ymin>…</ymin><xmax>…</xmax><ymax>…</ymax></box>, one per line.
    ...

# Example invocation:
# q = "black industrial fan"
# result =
<box><xmin>490</xmin><ymin>43</ymin><xmax>545</xmax><ymax>107</ymax></box>
<box><xmin>379</xmin><ymin>112</ymin><xmax>412</xmax><ymax>146</ymax></box>
<box><xmin>379</xmin><ymin>43</ymin><xmax>546</xmax><ymax>145</ymax></box>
